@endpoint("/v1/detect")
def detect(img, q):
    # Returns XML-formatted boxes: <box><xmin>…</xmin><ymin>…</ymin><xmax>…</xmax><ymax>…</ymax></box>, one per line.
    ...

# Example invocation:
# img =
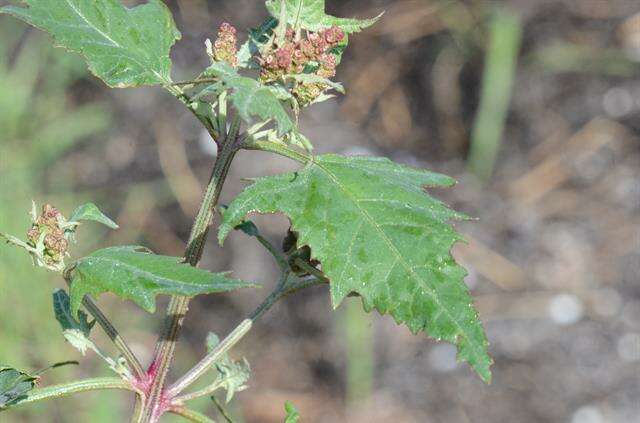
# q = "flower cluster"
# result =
<box><xmin>26</xmin><ymin>204</ymin><xmax>69</xmax><ymax>266</ymax></box>
<box><xmin>259</xmin><ymin>26</ymin><xmax>345</xmax><ymax>105</ymax></box>
<box><xmin>209</xmin><ymin>22</ymin><xmax>238</xmax><ymax>67</ymax></box>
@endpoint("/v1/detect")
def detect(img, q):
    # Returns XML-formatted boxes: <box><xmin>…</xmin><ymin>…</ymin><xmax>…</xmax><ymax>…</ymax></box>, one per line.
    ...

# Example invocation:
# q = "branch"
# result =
<box><xmin>6</xmin><ymin>378</ymin><xmax>134</xmax><ymax>408</ymax></box>
<box><xmin>82</xmin><ymin>296</ymin><xmax>146</xmax><ymax>380</ymax></box>
<box><xmin>167</xmin><ymin>272</ymin><xmax>328</xmax><ymax>397</ymax></box>
<box><xmin>169</xmin><ymin>407</ymin><xmax>217</xmax><ymax>423</ymax></box>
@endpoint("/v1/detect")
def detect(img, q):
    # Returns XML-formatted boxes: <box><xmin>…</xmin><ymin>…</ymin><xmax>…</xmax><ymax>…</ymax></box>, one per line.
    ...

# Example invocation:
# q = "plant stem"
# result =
<box><xmin>173</xmin><ymin>380</ymin><xmax>223</xmax><ymax>404</ymax></box>
<box><xmin>167</xmin><ymin>273</ymin><xmax>327</xmax><ymax>397</ymax></box>
<box><xmin>166</xmin><ymin>318</ymin><xmax>253</xmax><ymax>399</ymax></box>
<box><xmin>169</xmin><ymin>407</ymin><xmax>217</xmax><ymax>423</ymax></box>
<box><xmin>255</xmin><ymin>233</ymin><xmax>288</xmax><ymax>270</ymax></box>
<box><xmin>63</xmin><ymin>269</ymin><xmax>145</xmax><ymax>380</ymax></box>
<box><xmin>10</xmin><ymin>377</ymin><xmax>134</xmax><ymax>408</ymax></box>
<box><xmin>211</xmin><ymin>396</ymin><xmax>235</xmax><ymax>423</ymax></box>
<box><xmin>243</xmin><ymin>139</ymin><xmax>310</xmax><ymax>164</ymax></box>
<box><xmin>293</xmin><ymin>258</ymin><xmax>328</xmax><ymax>282</ymax></box>
<box><xmin>140</xmin><ymin>118</ymin><xmax>242</xmax><ymax>422</ymax></box>
<box><xmin>82</xmin><ymin>296</ymin><xmax>146</xmax><ymax>380</ymax></box>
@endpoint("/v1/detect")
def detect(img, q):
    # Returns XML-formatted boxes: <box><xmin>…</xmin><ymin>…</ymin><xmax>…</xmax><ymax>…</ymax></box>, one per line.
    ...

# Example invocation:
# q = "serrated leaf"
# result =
<box><xmin>284</xmin><ymin>401</ymin><xmax>300</xmax><ymax>423</ymax></box>
<box><xmin>266</xmin><ymin>0</ymin><xmax>382</xmax><ymax>33</ymax></box>
<box><xmin>1</xmin><ymin>0</ymin><xmax>181</xmax><ymax>88</ymax></box>
<box><xmin>69</xmin><ymin>246</ymin><xmax>257</xmax><ymax>316</ymax></box>
<box><xmin>69</xmin><ymin>203</ymin><xmax>119</xmax><ymax>229</ymax></box>
<box><xmin>219</xmin><ymin>154</ymin><xmax>491</xmax><ymax>382</ymax></box>
<box><xmin>0</xmin><ymin>366</ymin><xmax>37</xmax><ymax>410</ymax></box>
<box><xmin>53</xmin><ymin>289</ymin><xmax>95</xmax><ymax>337</ymax></box>
<box><xmin>206</xmin><ymin>62</ymin><xmax>293</xmax><ymax>135</ymax></box>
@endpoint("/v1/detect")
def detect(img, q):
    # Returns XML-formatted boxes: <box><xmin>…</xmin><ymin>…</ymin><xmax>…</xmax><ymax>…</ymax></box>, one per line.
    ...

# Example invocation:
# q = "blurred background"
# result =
<box><xmin>1</xmin><ymin>0</ymin><xmax>639</xmax><ymax>422</ymax></box>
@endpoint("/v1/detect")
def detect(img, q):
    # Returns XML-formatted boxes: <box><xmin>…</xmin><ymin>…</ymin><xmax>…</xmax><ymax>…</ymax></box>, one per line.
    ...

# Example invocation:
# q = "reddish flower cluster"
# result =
<box><xmin>259</xmin><ymin>26</ymin><xmax>345</xmax><ymax>104</ymax></box>
<box><xmin>27</xmin><ymin>204</ymin><xmax>68</xmax><ymax>265</ymax></box>
<box><xmin>212</xmin><ymin>22</ymin><xmax>238</xmax><ymax>67</ymax></box>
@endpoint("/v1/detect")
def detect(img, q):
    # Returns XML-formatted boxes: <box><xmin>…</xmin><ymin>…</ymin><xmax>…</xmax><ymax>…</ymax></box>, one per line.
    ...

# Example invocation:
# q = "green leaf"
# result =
<box><xmin>237</xmin><ymin>17</ymin><xmax>279</xmax><ymax>68</ymax></box>
<box><xmin>206</xmin><ymin>62</ymin><xmax>293</xmax><ymax>135</ymax></box>
<box><xmin>1</xmin><ymin>0</ymin><xmax>181</xmax><ymax>88</ymax></box>
<box><xmin>205</xmin><ymin>333</ymin><xmax>251</xmax><ymax>403</ymax></box>
<box><xmin>265</xmin><ymin>0</ymin><xmax>382</xmax><ymax>33</ymax></box>
<box><xmin>69</xmin><ymin>246</ymin><xmax>256</xmax><ymax>316</ymax></box>
<box><xmin>53</xmin><ymin>289</ymin><xmax>95</xmax><ymax>337</ymax></box>
<box><xmin>69</xmin><ymin>203</ymin><xmax>119</xmax><ymax>229</ymax></box>
<box><xmin>0</xmin><ymin>366</ymin><xmax>37</xmax><ymax>410</ymax></box>
<box><xmin>284</xmin><ymin>401</ymin><xmax>300</xmax><ymax>423</ymax></box>
<box><xmin>285</xmin><ymin>73</ymin><xmax>345</xmax><ymax>94</ymax></box>
<box><xmin>219</xmin><ymin>154</ymin><xmax>492</xmax><ymax>382</ymax></box>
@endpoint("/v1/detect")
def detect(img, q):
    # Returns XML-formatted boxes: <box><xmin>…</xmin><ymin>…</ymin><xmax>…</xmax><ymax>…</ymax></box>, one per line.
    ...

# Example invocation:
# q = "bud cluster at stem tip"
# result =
<box><xmin>27</xmin><ymin>204</ymin><xmax>69</xmax><ymax>266</ymax></box>
<box><xmin>259</xmin><ymin>25</ymin><xmax>345</xmax><ymax>105</ymax></box>
<box><xmin>208</xmin><ymin>22</ymin><xmax>239</xmax><ymax>67</ymax></box>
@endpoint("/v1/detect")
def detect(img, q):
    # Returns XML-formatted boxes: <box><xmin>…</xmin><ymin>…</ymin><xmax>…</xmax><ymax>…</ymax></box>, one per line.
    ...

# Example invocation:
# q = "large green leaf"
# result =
<box><xmin>265</xmin><ymin>0</ymin><xmax>382</xmax><ymax>33</ymax></box>
<box><xmin>68</xmin><ymin>246</ymin><xmax>256</xmax><ymax>316</ymax></box>
<box><xmin>0</xmin><ymin>366</ymin><xmax>37</xmax><ymax>410</ymax></box>
<box><xmin>219</xmin><ymin>154</ymin><xmax>492</xmax><ymax>382</ymax></box>
<box><xmin>206</xmin><ymin>62</ymin><xmax>293</xmax><ymax>135</ymax></box>
<box><xmin>1</xmin><ymin>0</ymin><xmax>181</xmax><ymax>88</ymax></box>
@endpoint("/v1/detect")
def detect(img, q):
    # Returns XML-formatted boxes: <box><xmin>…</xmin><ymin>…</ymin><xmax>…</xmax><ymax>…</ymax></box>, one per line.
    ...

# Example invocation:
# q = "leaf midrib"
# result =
<box><xmin>312</xmin><ymin>158</ymin><xmax>485</xmax><ymax>365</ymax></box>
<box><xmin>62</xmin><ymin>0</ymin><xmax>168</xmax><ymax>83</ymax></box>
<box><xmin>80</xmin><ymin>255</ymin><xmax>227</xmax><ymax>290</ymax></box>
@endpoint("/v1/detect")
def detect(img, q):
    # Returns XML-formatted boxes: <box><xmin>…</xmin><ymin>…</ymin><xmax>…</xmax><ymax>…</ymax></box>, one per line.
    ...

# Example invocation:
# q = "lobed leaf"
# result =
<box><xmin>265</xmin><ymin>0</ymin><xmax>382</xmax><ymax>33</ymax></box>
<box><xmin>68</xmin><ymin>246</ymin><xmax>256</xmax><ymax>316</ymax></box>
<box><xmin>69</xmin><ymin>203</ymin><xmax>119</xmax><ymax>229</ymax></box>
<box><xmin>206</xmin><ymin>62</ymin><xmax>294</xmax><ymax>135</ymax></box>
<box><xmin>1</xmin><ymin>0</ymin><xmax>181</xmax><ymax>88</ymax></box>
<box><xmin>219</xmin><ymin>154</ymin><xmax>492</xmax><ymax>382</ymax></box>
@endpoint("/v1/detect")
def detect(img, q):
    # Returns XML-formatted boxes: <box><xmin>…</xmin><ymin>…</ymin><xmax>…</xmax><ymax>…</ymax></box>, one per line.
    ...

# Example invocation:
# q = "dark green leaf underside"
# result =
<box><xmin>219</xmin><ymin>154</ymin><xmax>491</xmax><ymax>382</ymax></box>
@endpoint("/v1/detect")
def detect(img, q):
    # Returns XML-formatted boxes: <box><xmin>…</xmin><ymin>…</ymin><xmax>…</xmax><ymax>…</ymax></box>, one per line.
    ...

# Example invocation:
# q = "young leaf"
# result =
<box><xmin>265</xmin><ymin>0</ymin><xmax>382</xmax><ymax>33</ymax></box>
<box><xmin>219</xmin><ymin>154</ymin><xmax>492</xmax><ymax>382</ymax></box>
<box><xmin>0</xmin><ymin>366</ymin><xmax>37</xmax><ymax>410</ymax></box>
<box><xmin>237</xmin><ymin>17</ymin><xmax>279</xmax><ymax>68</ymax></box>
<box><xmin>206</xmin><ymin>62</ymin><xmax>294</xmax><ymax>135</ymax></box>
<box><xmin>68</xmin><ymin>246</ymin><xmax>256</xmax><ymax>316</ymax></box>
<box><xmin>69</xmin><ymin>203</ymin><xmax>119</xmax><ymax>230</ymax></box>
<box><xmin>206</xmin><ymin>333</ymin><xmax>250</xmax><ymax>403</ymax></box>
<box><xmin>53</xmin><ymin>289</ymin><xmax>95</xmax><ymax>337</ymax></box>
<box><xmin>284</xmin><ymin>401</ymin><xmax>300</xmax><ymax>423</ymax></box>
<box><xmin>1</xmin><ymin>0</ymin><xmax>181</xmax><ymax>88</ymax></box>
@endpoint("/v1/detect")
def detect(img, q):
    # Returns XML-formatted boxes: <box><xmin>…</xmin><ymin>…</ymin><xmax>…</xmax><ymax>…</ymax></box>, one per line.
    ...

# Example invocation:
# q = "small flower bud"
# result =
<box><xmin>212</xmin><ymin>22</ymin><xmax>238</xmax><ymax>67</ymax></box>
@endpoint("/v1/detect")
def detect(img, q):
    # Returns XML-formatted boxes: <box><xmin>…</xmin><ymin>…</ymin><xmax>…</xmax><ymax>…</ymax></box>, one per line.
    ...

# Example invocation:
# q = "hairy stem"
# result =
<box><xmin>167</xmin><ymin>273</ymin><xmax>327</xmax><ymax>397</ymax></box>
<box><xmin>62</xmin><ymin>270</ymin><xmax>145</xmax><ymax>380</ymax></box>
<box><xmin>140</xmin><ymin>117</ymin><xmax>242</xmax><ymax>422</ymax></box>
<box><xmin>173</xmin><ymin>380</ymin><xmax>223</xmax><ymax>404</ymax></box>
<box><xmin>9</xmin><ymin>378</ymin><xmax>134</xmax><ymax>408</ymax></box>
<box><xmin>169</xmin><ymin>407</ymin><xmax>217</xmax><ymax>423</ymax></box>
<box><xmin>82</xmin><ymin>296</ymin><xmax>146</xmax><ymax>380</ymax></box>
<box><xmin>243</xmin><ymin>139</ymin><xmax>310</xmax><ymax>164</ymax></box>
